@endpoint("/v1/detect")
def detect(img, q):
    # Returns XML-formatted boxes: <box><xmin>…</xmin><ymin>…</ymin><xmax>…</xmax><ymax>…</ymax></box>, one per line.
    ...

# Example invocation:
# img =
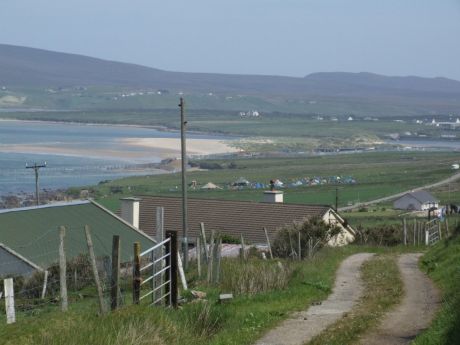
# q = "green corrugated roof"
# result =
<box><xmin>0</xmin><ymin>201</ymin><xmax>154</xmax><ymax>269</ymax></box>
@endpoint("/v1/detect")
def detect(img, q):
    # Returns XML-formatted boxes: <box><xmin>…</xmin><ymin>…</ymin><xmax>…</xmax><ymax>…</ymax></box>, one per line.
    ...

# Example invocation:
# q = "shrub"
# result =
<box><xmin>355</xmin><ymin>224</ymin><xmax>402</xmax><ymax>246</ymax></box>
<box><xmin>272</xmin><ymin>217</ymin><xmax>341</xmax><ymax>259</ymax></box>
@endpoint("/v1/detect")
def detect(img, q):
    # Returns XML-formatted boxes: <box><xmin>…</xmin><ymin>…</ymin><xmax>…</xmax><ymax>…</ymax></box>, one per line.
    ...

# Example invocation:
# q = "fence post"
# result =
<box><xmin>239</xmin><ymin>233</ymin><xmax>246</xmax><ymax>261</ymax></box>
<box><xmin>155</xmin><ymin>207</ymin><xmax>165</xmax><ymax>305</ymax></box>
<box><xmin>41</xmin><ymin>270</ymin><xmax>49</xmax><ymax>299</ymax></box>
<box><xmin>166</xmin><ymin>231</ymin><xmax>178</xmax><ymax>308</ymax></box>
<box><xmin>413</xmin><ymin>219</ymin><xmax>416</xmax><ymax>246</ymax></box>
<box><xmin>196</xmin><ymin>237</ymin><xmax>202</xmax><ymax>277</ymax></box>
<box><xmin>438</xmin><ymin>221</ymin><xmax>442</xmax><ymax>240</ymax></box>
<box><xmin>4</xmin><ymin>278</ymin><xmax>15</xmax><ymax>324</ymax></box>
<box><xmin>85</xmin><ymin>225</ymin><xmax>106</xmax><ymax>314</ymax></box>
<box><xmin>263</xmin><ymin>227</ymin><xmax>273</xmax><ymax>259</ymax></box>
<box><xmin>445</xmin><ymin>218</ymin><xmax>450</xmax><ymax>237</ymax></box>
<box><xmin>298</xmin><ymin>232</ymin><xmax>302</xmax><ymax>260</ymax></box>
<box><xmin>425</xmin><ymin>229</ymin><xmax>429</xmax><ymax>246</ymax></box>
<box><xmin>111</xmin><ymin>235</ymin><xmax>121</xmax><ymax>311</ymax></box>
<box><xmin>200</xmin><ymin>223</ymin><xmax>209</xmax><ymax>263</ymax></box>
<box><xmin>212</xmin><ymin>236</ymin><xmax>222</xmax><ymax>284</ymax></box>
<box><xmin>403</xmin><ymin>218</ymin><xmax>407</xmax><ymax>246</ymax></box>
<box><xmin>59</xmin><ymin>226</ymin><xmax>68</xmax><ymax>312</ymax></box>
<box><xmin>133</xmin><ymin>242</ymin><xmax>141</xmax><ymax>305</ymax></box>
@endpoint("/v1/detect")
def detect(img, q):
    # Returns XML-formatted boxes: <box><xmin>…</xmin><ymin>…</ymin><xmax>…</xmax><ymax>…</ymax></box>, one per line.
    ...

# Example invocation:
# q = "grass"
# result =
<box><xmin>0</xmin><ymin>246</ymin><xmax>390</xmax><ymax>345</ymax></box>
<box><xmin>414</xmin><ymin>231</ymin><xmax>460</xmax><ymax>344</ymax></box>
<box><xmin>91</xmin><ymin>151</ymin><xmax>458</xmax><ymax>214</ymax></box>
<box><xmin>307</xmin><ymin>254</ymin><xmax>403</xmax><ymax>345</ymax></box>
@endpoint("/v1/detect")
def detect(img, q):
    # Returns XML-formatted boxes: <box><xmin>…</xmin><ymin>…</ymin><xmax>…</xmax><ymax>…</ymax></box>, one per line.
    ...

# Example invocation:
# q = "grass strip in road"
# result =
<box><xmin>307</xmin><ymin>254</ymin><xmax>403</xmax><ymax>345</ymax></box>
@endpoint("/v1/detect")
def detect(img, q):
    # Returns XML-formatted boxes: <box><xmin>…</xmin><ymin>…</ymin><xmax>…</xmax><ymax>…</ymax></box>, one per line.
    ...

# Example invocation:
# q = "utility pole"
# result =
<box><xmin>179</xmin><ymin>97</ymin><xmax>189</xmax><ymax>270</ymax></box>
<box><xmin>335</xmin><ymin>187</ymin><xmax>338</xmax><ymax>211</ymax></box>
<box><xmin>26</xmin><ymin>162</ymin><xmax>46</xmax><ymax>206</ymax></box>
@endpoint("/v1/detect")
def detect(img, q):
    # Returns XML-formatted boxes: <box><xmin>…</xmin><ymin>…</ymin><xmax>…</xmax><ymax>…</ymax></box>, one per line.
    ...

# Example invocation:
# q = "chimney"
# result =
<box><xmin>120</xmin><ymin>197</ymin><xmax>141</xmax><ymax>228</ymax></box>
<box><xmin>263</xmin><ymin>190</ymin><xmax>284</xmax><ymax>203</ymax></box>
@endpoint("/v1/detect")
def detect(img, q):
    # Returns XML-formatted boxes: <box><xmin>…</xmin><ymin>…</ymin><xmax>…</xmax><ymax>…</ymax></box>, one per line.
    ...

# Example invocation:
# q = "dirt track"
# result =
<box><xmin>255</xmin><ymin>253</ymin><xmax>374</xmax><ymax>345</ymax></box>
<box><xmin>358</xmin><ymin>253</ymin><xmax>441</xmax><ymax>345</ymax></box>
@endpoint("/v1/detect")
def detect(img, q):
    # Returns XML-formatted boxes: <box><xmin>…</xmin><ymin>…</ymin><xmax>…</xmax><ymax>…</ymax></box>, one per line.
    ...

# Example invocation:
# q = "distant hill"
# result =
<box><xmin>1</xmin><ymin>43</ymin><xmax>460</xmax><ymax>115</ymax></box>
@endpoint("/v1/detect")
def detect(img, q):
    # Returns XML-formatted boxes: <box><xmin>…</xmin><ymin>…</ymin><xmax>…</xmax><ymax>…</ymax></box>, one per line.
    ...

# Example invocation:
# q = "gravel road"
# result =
<box><xmin>255</xmin><ymin>253</ymin><xmax>375</xmax><ymax>345</ymax></box>
<box><xmin>358</xmin><ymin>253</ymin><xmax>441</xmax><ymax>345</ymax></box>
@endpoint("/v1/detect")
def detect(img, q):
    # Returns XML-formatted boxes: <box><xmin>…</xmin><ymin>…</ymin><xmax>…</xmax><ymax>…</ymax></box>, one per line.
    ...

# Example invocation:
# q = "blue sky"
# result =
<box><xmin>1</xmin><ymin>0</ymin><xmax>459</xmax><ymax>79</ymax></box>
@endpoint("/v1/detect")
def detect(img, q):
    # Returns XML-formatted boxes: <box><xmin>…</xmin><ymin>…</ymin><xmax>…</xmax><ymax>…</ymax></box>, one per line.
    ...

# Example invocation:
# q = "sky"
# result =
<box><xmin>0</xmin><ymin>0</ymin><xmax>459</xmax><ymax>80</ymax></box>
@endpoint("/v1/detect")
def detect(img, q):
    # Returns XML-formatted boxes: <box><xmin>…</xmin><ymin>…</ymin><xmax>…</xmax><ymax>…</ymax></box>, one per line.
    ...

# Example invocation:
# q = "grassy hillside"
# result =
<box><xmin>1</xmin><ymin>44</ymin><xmax>460</xmax><ymax>116</ymax></box>
<box><xmin>415</xmin><ymin>231</ymin><xmax>460</xmax><ymax>344</ymax></box>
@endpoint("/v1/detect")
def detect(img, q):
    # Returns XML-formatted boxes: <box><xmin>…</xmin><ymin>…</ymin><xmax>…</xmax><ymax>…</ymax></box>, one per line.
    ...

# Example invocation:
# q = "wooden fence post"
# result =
<box><xmin>263</xmin><ymin>227</ymin><xmax>273</xmax><ymax>259</ymax></box>
<box><xmin>413</xmin><ymin>219</ymin><xmax>416</xmax><ymax>246</ymax></box>
<box><xmin>166</xmin><ymin>231</ymin><xmax>178</xmax><ymax>308</ymax></box>
<box><xmin>445</xmin><ymin>218</ymin><xmax>450</xmax><ymax>237</ymax></box>
<box><xmin>212</xmin><ymin>236</ymin><xmax>222</xmax><ymax>284</ymax></box>
<box><xmin>297</xmin><ymin>232</ymin><xmax>302</xmax><ymax>260</ymax></box>
<box><xmin>59</xmin><ymin>226</ymin><xmax>68</xmax><ymax>312</ymax></box>
<box><xmin>196</xmin><ymin>237</ymin><xmax>202</xmax><ymax>277</ymax></box>
<box><xmin>208</xmin><ymin>233</ymin><xmax>215</xmax><ymax>283</ymax></box>
<box><xmin>438</xmin><ymin>221</ymin><xmax>442</xmax><ymax>240</ymax></box>
<box><xmin>177</xmin><ymin>252</ymin><xmax>188</xmax><ymax>290</ymax></box>
<box><xmin>425</xmin><ymin>229</ymin><xmax>429</xmax><ymax>246</ymax></box>
<box><xmin>403</xmin><ymin>218</ymin><xmax>407</xmax><ymax>246</ymax></box>
<box><xmin>155</xmin><ymin>207</ymin><xmax>165</xmax><ymax>304</ymax></box>
<box><xmin>111</xmin><ymin>235</ymin><xmax>121</xmax><ymax>311</ymax></box>
<box><xmin>239</xmin><ymin>233</ymin><xmax>245</xmax><ymax>261</ymax></box>
<box><xmin>133</xmin><ymin>242</ymin><xmax>141</xmax><ymax>305</ymax></box>
<box><xmin>200</xmin><ymin>223</ymin><xmax>209</xmax><ymax>263</ymax></box>
<box><xmin>4</xmin><ymin>278</ymin><xmax>15</xmax><ymax>324</ymax></box>
<box><xmin>85</xmin><ymin>225</ymin><xmax>106</xmax><ymax>314</ymax></box>
<box><xmin>41</xmin><ymin>270</ymin><xmax>49</xmax><ymax>299</ymax></box>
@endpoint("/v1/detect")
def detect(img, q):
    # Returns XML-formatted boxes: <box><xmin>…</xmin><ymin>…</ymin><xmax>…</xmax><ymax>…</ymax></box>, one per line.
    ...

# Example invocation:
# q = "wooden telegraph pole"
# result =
<box><xmin>179</xmin><ymin>97</ymin><xmax>189</xmax><ymax>270</ymax></box>
<box><xmin>26</xmin><ymin>162</ymin><xmax>46</xmax><ymax>206</ymax></box>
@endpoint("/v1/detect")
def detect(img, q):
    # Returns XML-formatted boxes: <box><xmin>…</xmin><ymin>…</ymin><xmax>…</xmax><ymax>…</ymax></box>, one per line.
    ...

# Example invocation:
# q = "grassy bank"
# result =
<box><xmin>308</xmin><ymin>254</ymin><xmax>403</xmax><ymax>345</ymax></box>
<box><xmin>414</xmin><ymin>232</ymin><xmax>460</xmax><ymax>344</ymax></box>
<box><xmin>0</xmin><ymin>246</ymin><xmax>391</xmax><ymax>345</ymax></box>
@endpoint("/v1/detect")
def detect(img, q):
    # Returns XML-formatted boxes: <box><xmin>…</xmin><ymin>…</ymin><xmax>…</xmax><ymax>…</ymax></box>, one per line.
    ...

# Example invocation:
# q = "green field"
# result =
<box><xmin>88</xmin><ymin>151</ymin><xmax>458</xmax><ymax>215</ymax></box>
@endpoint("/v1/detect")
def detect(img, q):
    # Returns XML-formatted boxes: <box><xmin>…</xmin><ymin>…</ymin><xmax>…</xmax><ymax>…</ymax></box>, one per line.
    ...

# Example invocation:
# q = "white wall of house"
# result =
<box><xmin>322</xmin><ymin>209</ymin><xmax>356</xmax><ymax>247</ymax></box>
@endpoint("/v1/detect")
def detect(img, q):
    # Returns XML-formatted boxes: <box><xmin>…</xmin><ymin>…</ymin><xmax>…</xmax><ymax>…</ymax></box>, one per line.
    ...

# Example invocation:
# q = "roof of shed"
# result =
<box><xmin>403</xmin><ymin>190</ymin><xmax>439</xmax><ymax>204</ymax></box>
<box><xmin>0</xmin><ymin>200</ymin><xmax>154</xmax><ymax>269</ymax></box>
<box><xmin>138</xmin><ymin>196</ymin><xmax>330</xmax><ymax>244</ymax></box>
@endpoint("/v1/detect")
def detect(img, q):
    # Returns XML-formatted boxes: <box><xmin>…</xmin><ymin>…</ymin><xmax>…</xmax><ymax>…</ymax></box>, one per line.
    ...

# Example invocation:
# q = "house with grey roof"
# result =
<box><xmin>118</xmin><ymin>191</ymin><xmax>356</xmax><ymax>247</ymax></box>
<box><xmin>0</xmin><ymin>200</ymin><xmax>154</xmax><ymax>277</ymax></box>
<box><xmin>393</xmin><ymin>190</ymin><xmax>439</xmax><ymax>211</ymax></box>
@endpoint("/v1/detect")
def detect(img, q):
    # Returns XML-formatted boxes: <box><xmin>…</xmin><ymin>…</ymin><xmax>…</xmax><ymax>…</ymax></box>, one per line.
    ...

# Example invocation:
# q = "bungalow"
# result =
<box><xmin>0</xmin><ymin>200</ymin><xmax>154</xmax><ymax>277</ymax></box>
<box><xmin>119</xmin><ymin>192</ymin><xmax>356</xmax><ymax>247</ymax></box>
<box><xmin>393</xmin><ymin>190</ymin><xmax>439</xmax><ymax>211</ymax></box>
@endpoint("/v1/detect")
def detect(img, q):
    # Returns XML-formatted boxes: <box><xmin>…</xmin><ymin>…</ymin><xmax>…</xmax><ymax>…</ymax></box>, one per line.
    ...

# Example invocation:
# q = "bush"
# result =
<box><xmin>272</xmin><ymin>217</ymin><xmax>341</xmax><ymax>259</ymax></box>
<box><xmin>355</xmin><ymin>224</ymin><xmax>402</xmax><ymax>246</ymax></box>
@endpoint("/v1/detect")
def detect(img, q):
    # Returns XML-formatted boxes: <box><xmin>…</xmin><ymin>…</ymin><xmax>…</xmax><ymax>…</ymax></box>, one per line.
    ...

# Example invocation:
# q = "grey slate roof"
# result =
<box><xmin>138</xmin><ymin>196</ymin><xmax>331</xmax><ymax>244</ymax></box>
<box><xmin>406</xmin><ymin>190</ymin><xmax>439</xmax><ymax>203</ymax></box>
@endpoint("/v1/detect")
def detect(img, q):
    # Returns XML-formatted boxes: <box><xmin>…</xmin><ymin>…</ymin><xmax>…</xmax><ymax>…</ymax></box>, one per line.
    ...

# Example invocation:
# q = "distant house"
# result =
<box><xmin>0</xmin><ymin>200</ymin><xmax>154</xmax><ymax>277</ymax></box>
<box><xmin>120</xmin><ymin>195</ymin><xmax>356</xmax><ymax>247</ymax></box>
<box><xmin>393</xmin><ymin>190</ymin><xmax>439</xmax><ymax>211</ymax></box>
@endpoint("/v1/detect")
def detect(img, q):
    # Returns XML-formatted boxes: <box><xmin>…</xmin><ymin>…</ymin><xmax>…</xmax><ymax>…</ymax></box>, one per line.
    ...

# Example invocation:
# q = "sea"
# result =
<box><xmin>0</xmin><ymin>120</ymin><xmax>229</xmax><ymax>196</ymax></box>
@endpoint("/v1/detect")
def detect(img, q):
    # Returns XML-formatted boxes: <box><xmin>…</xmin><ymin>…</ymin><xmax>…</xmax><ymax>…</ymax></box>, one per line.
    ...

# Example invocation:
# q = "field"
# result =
<box><xmin>90</xmin><ymin>151</ymin><xmax>459</xmax><ymax>214</ymax></box>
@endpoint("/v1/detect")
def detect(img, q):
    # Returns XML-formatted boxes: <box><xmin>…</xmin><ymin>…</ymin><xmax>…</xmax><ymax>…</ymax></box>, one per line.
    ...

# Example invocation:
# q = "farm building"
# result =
<box><xmin>393</xmin><ymin>190</ymin><xmax>439</xmax><ymax>211</ymax></box>
<box><xmin>119</xmin><ymin>194</ymin><xmax>356</xmax><ymax>247</ymax></box>
<box><xmin>0</xmin><ymin>200</ymin><xmax>154</xmax><ymax>277</ymax></box>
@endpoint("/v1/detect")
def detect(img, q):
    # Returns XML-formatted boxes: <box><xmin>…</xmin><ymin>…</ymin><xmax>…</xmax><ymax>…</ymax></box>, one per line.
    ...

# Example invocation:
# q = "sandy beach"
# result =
<box><xmin>0</xmin><ymin>138</ymin><xmax>239</xmax><ymax>162</ymax></box>
<box><xmin>120</xmin><ymin>137</ymin><xmax>240</xmax><ymax>157</ymax></box>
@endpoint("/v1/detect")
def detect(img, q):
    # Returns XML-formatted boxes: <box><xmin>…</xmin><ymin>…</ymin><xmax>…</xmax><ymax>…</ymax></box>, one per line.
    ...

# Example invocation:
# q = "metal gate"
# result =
<box><xmin>425</xmin><ymin>219</ymin><xmax>441</xmax><ymax>246</ymax></box>
<box><xmin>134</xmin><ymin>231</ymin><xmax>177</xmax><ymax>307</ymax></box>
